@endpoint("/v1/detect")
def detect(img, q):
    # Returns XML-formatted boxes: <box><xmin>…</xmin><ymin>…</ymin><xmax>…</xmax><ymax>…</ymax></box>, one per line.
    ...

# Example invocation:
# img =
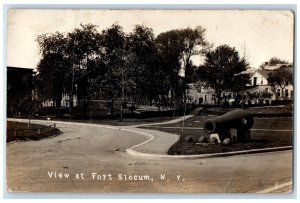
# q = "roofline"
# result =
<box><xmin>7</xmin><ymin>66</ymin><xmax>34</xmax><ymax>70</ymax></box>
<box><xmin>7</xmin><ymin>66</ymin><xmax>36</xmax><ymax>73</ymax></box>
<box><xmin>252</xmin><ymin>70</ymin><xmax>268</xmax><ymax>80</ymax></box>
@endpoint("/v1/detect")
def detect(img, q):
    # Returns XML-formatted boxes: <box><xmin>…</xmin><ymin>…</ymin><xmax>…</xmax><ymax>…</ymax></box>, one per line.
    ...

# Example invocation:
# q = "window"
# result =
<box><xmin>261</xmin><ymin>79</ymin><xmax>263</xmax><ymax>85</ymax></box>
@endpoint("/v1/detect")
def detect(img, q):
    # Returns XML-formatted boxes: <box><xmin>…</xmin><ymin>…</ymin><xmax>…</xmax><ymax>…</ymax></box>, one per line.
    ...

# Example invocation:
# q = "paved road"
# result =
<box><xmin>6</xmin><ymin>120</ymin><xmax>293</xmax><ymax>193</ymax></box>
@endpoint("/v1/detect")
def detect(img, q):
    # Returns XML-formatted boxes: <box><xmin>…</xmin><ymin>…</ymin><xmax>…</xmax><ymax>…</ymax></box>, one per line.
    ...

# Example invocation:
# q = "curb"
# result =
<box><xmin>130</xmin><ymin>115</ymin><xmax>194</xmax><ymax>127</ymax></box>
<box><xmin>121</xmin><ymin>128</ymin><xmax>155</xmax><ymax>149</ymax></box>
<box><xmin>126</xmin><ymin>146</ymin><xmax>293</xmax><ymax>159</ymax></box>
<box><xmin>7</xmin><ymin>115</ymin><xmax>194</xmax><ymax>128</ymax></box>
<box><xmin>122</xmin><ymin>120</ymin><xmax>293</xmax><ymax>159</ymax></box>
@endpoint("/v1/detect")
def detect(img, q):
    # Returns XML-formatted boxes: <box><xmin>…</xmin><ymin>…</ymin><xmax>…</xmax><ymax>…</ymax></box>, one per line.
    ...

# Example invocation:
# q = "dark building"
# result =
<box><xmin>7</xmin><ymin>66</ymin><xmax>36</xmax><ymax>117</ymax></box>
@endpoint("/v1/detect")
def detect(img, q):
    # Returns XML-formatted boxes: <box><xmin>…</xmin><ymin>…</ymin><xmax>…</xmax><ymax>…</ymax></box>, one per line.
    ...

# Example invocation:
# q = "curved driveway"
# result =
<box><xmin>6</xmin><ymin>119</ymin><xmax>292</xmax><ymax>193</ymax></box>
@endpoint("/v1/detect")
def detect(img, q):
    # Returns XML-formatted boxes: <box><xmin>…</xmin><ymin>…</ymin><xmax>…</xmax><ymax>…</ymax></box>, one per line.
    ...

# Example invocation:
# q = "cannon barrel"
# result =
<box><xmin>203</xmin><ymin>110</ymin><xmax>254</xmax><ymax>134</ymax></box>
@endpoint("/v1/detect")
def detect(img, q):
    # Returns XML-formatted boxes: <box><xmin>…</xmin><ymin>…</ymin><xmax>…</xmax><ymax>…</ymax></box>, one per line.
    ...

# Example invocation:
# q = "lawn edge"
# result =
<box><xmin>126</xmin><ymin>146</ymin><xmax>293</xmax><ymax>159</ymax></box>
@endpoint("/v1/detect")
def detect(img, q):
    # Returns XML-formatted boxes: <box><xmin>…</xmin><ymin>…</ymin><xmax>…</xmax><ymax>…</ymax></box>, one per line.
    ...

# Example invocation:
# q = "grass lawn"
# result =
<box><xmin>6</xmin><ymin>121</ymin><xmax>62</xmax><ymax>142</ymax></box>
<box><xmin>51</xmin><ymin>116</ymin><xmax>176</xmax><ymax>126</ymax></box>
<box><xmin>204</xmin><ymin>104</ymin><xmax>293</xmax><ymax>117</ymax></box>
<box><xmin>152</xmin><ymin>115</ymin><xmax>293</xmax><ymax>130</ymax></box>
<box><xmin>140</xmin><ymin>115</ymin><xmax>293</xmax><ymax>155</ymax></box>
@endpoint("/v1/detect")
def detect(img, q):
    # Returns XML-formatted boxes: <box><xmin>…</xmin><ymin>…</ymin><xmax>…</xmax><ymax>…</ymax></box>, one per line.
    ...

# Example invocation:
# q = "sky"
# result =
<box><xmin>6</xmin><ymin>9</ymin><xmax>294</xmax><ymax>69</ymax></box>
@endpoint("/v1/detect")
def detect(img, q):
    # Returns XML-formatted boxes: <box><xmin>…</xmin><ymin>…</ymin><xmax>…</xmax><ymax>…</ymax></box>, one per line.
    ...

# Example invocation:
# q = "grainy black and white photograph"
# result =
<box><xmin>6</xmin><ymin>9</ymin><xmax>294</xmax><ymax>193</ymax></box>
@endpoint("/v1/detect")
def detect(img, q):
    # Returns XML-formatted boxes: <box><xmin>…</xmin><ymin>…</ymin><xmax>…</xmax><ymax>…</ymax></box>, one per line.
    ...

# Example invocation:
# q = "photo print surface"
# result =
<box><xmin>6</xmin><ymin>9</ymin><xmax>294</xmax><ymax>193</ymax></box>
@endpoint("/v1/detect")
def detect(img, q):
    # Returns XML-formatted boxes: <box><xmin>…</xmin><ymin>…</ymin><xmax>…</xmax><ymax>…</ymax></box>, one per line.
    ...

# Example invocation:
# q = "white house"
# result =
<box><xmin>246</xmin><ymin>63</ymin><xmax>293</xmax><ymax>100</ymax></box>
<box><xmin>248</xmin><ymin>69</ymin><xmax>269</xmax><ymax>87</ymax></box>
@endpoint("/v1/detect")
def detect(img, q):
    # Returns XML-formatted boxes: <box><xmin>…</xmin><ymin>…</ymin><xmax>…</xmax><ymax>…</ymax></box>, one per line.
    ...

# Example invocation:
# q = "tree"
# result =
<box><xmin>267</xmin><ymin>67</ymin><xmax>293</xmax><ymax>99</ymax></box>
<box><xmin>156</xmin><ymin>27</ymin><xmax>209</xmax><ymax>111</ymax></box>
<box><xmin>177</xmin><ymin>27</ymin><xmax>209</xmax><ymax>122</ymax></box>
<box><xmin>24</xmin><ymin>96</ymin><xmax>43</xmax><ymax>128</ymax></box>
<box><xmin>8</xmin><ymin>93</ymin><xmax>30</xmax><ymax>122</ymax></box>
<box><xmin>156</xmin><ymin>30</ymin><xmax>184</xmax><ymax>110</ymax></box>
<box><xmin>36</xmin><ymin>24</ymin><xmax>104</xmax><ymax>118</ymax></box>
<box><xmin>198</xmin><ymin>44</ymin><xmax>250</xmax><ymax>106</ymax></box>
<box><xmin>101</xmin><ymin>23</ymin><xmax>129</xmax><ymax>120</ymax></box>
<box><xmin>268</xmin><ymin>57</ymin><xmax>288</xmax><ymax>65</ymax></box>
<box><xmin>127</xmin><ymin>25</ymin><xmax>167</xmax><ymax>108</ymax></box>
<box><xmin>36</xmin><ymin>32</ymin><xmax>71</xmax><ymax>117</ymax></box>
<box><xmin>231</xmin><ymin>73</ymin><xmax>251</xmax><ymax>98</ymax></box>
<box><xmin>177</xmin><ymin>27</ymin><xmax>208</xmax><ymax>101</ymax></box>
<box><xmin>67</xmin><ymin>24</ymin><xmax>103</xmax><ymax>118</ymax></box>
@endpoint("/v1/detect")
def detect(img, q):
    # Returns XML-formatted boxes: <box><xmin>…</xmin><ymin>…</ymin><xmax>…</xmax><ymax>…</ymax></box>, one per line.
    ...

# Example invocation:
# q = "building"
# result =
<box><xmin>186</xmin><ymin>83</ymin><xmax>215</xmax><ymax>105</ymax></box>
<box><xmin>186</xmin><ymin>62</ymin><xmax>293</xmax><ymax>106</ymax></box>
<box><xmin>43</xmin><ymin>92</ymin><xmax>78</xmax><ymax>108</ymax></box>
<box><xmin>246</xmin><ymin>63</ymin><xmax>293</xmax><ymax>101</ymax></box>
<box><xmin>7</xmin><ymin>66</ymin><xmax>35</xmax><ymax>95</ymax></box>
<box><xmin>7</xmin><ymin>66</ymin><xmax>36</xmax><ymax>116</ymax></box>
<box><xmin>248</xmin><ymin>69</ymin><xmax>269</xmax><ymax>87</ymax></box>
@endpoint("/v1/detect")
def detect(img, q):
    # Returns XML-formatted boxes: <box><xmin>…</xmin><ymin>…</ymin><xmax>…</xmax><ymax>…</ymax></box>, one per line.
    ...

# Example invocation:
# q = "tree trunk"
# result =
<box><xmin>182</xmin><ymin>101</ymin><xmax>187</xmax><ymax>131</ymax></box>
<box><xmin>27</xmin><ymin>113</ymin><xmax>31</xmax><ymax>129</ymax></box>
<box><xmin>170</xmin><ymin>86</ymin><xmax>176</xmax><ymax>117</ymax></box>
<box><xmin>120</xmin><ymin>104</ymin><xmax>123</xmax><ymax>121</ymax></box>
<box><xmin>13</xmin><ymin>112</ymin><xmax>16</xmax><ymax>123</ymax></box>
<box><xmin>278</xmin><ymin>83</ymin><xmax>286</xmax><ymax>99</ymax></box>
<box><xmin>281</xmin><ymin>87</ymin><xmax>285</xmax><ymax>99</ymax></box>
<box><xmin>157</xmin><ymin>98</ymin><xmax>161</xmax><ymax>112</ymax></box>
<box><xmin>216</xmin><ymin>90</ymin><xmax>222</xmax><ymax>106</ymax></box>
<box><xmin>56</xmin><ymin>99</ymin><xmax>61</xmax><ymax>119</ymax></box>
<box><xmin>170</xmin><ymin>86</ymin><xmax>174</xmax><ymax>108</ymax></box>
<box><xmin>213</xmin><ymin>88</ymin><xmax>217</xmax><ymax>106</ymax></box>
<box><xmin>69</xmin><ymin>92</ymin><xmax>73</xmax><ymax>119</ymax></box>
<box><xmin>83</xmin><ymin>99</ymin><xmax>87</xmax><ymax>119</ymax></box>
<box><xmin>110</xmin><ymin>98</ymin><xmax>114</xmax><ymax>117</ymax></box>
<box><xmin>131</xmin><ymin>102</ymin><xmax>134</xmax><ymax>117</ymax></box>
<box><xmin>120</xmin><ymin>74</ymin><xmax>124</xmax><ymax>122</ymax></box>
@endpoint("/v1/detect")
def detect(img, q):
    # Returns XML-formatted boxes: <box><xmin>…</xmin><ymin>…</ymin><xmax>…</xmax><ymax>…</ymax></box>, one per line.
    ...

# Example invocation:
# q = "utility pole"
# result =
<box><xmin>120</xmin><ymin>66</ymin><xmax>124</xmax><ymax>122</ymax></box>
<box><xmin>70</xmin><ymin>36</ymin><xmax>76</xmax><ymax>120</ymax></box>
<box><xmin>182</xmin><ymin>96</ymin><xmax>187</xmax><ymax>131</ymax></box>
<box><xmin>242</xmin><ymin>41</ymin><xmax>246</xmax><ymax>109</ymax></box>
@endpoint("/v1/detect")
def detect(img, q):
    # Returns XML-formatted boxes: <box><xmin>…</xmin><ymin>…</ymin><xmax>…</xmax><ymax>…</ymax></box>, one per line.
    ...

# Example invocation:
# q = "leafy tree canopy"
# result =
<box><xmin>197</xmin><ymin>44</ymin><xmax>250</xmax><ymax>105</ymax></box>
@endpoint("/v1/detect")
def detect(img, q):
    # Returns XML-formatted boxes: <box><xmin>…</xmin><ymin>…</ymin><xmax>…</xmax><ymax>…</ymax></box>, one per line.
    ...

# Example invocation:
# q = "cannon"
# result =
<box><xmin>203</xmin><ymin>110</ymin><xmax>254</xmax><ymax>144</ymax></box>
